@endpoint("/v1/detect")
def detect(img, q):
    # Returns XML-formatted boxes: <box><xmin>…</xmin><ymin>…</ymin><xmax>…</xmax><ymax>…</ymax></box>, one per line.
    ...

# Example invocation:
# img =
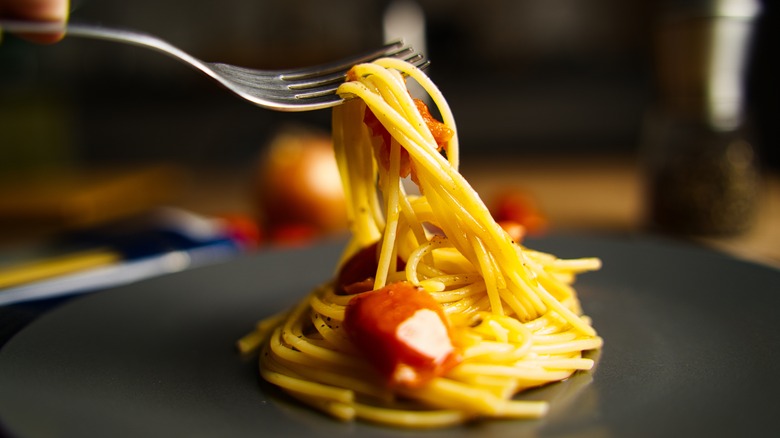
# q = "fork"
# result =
<box><xmin>0</xmin><ymin>20</ymin><xmax>428</xmax><ymax>112</ymax></box>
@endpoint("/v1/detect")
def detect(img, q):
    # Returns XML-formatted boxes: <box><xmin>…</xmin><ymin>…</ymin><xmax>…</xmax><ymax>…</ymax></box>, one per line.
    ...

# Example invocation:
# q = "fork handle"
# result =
<box><xmin>0</xmin><ymin>20</ymin><xmax>208</xmax><ymax>74</ymax></box>
<box><xmin>2</xmin><ymin>20</ymin><xmax>158</xmax><ymax>46</ymax></box>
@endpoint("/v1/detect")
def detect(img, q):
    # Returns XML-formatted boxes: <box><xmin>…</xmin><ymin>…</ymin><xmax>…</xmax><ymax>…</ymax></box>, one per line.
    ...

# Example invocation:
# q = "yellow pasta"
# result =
<box><xmin>238</xmin><ymin>58</ymin><xmax>602</xmax><ymax>428</ymax></box>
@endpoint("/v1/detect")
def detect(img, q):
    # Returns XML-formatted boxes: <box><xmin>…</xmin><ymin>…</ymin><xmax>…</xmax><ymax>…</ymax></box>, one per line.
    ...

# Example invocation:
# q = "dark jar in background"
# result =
<box><xmin>641</xmin><ymin>0</ymin><xmax>761</xmax><ymax>236</ymax></box>
<box><xmin>642</xmin><ymin>114</ymin><xmax>758</xmax><ymax>235</ymax></box>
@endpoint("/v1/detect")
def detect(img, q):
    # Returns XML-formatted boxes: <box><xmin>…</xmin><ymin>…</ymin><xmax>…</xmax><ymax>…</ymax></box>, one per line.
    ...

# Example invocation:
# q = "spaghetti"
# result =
<box><xmin>238</xmin><ymin>58</ymin><xmax>602</xmax><ymax>428</ymax></box>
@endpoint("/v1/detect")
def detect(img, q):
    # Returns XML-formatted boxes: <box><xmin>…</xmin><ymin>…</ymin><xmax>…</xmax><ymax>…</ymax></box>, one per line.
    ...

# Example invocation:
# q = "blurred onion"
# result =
<box><xmin>253</xmin><ymin>129</ymin><xmax>348</xmax><ymax>239</ymax></box>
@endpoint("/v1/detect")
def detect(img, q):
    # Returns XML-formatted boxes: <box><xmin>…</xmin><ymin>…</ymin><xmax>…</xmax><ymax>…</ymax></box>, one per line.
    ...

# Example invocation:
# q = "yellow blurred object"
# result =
<box><xmin>0</xmin><ymin>248</ymin><xmax>120</xmax><ymax>289</ymax></box>
<box><xmin>0</xmin><ymin>165</ymin><xmax>183</xmax><ymax>232</ymax></box>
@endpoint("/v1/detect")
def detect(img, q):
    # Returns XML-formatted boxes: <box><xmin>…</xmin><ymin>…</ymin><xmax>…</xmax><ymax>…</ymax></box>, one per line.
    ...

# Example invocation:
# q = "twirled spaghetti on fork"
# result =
<box><xmin>238</xmin><ymin>58</ymin><xmax>602</xmax><ymax>428</ymax></box>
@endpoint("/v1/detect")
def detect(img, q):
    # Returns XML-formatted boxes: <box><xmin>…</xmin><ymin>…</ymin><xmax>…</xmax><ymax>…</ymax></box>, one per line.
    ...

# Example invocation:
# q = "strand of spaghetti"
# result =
<box><xmin>337</xmin><ymin>101</ymin><xmax>377</xmax><ymax>244</ymax></box>
<box><xmin>268</xmin><ymin>329</ymin><xmax>321</xmax><ymax>368</ymax></box>
<box><xmin>531</xmin><ymin>337</ymin><xmax>603</xmax><ymax>355</ymax></box>
<box><xmin>405</xmin><ymin>236</ymin><xmax>448</xmax><ymax>286</ymax></box>
<box><xmin>374</xmin><ymin>138</ymin><xmax>403</xmax><ymax>289</ymax></box>
<box><xmin>478</xmin><ymin>314</ymin><xmax>532</xmax><ymax>344</ymax></box>
<box><xmin>446</xmin><ymin>374</ymin><xmax>519</xmax><ymax>399</ymax></box>
<box><xmin>519</xmin><ymin>357</ymin><xmax>595</xmax><ymax>370</ymax></box>
<box><xmin>352</xmin><ymin>403</ymin><xmax>470</xmax><ymax>429</ymax></box>
<box><xmin>420</xmin><ymin>178</ymin><xmax>479</xmax><ymax>265</ymax></box>
<box><xmin>419</xmin><ymin>279</ymin><xmax>446</xmax><ymax>292</ymax></box>
<box><xmin>355</xmin><ymin>65</ymin><xmax>409</xmax><ymax>117</ymax></box>
<box><xmin>406</xmin><ymin>378</ymin><xmax>548</xmax><ymax>418</ymax></box>
<box><xmin>428</xmin><ymin>273</ymin><xmax>482</xmax><ymax>287</ymax></box>
<box><xmin>519</xmin><ymin>250</ymin><xmax>582</xmax><ymax>302</ymax></box>
<box><xmin>310</xmin><ymin>313</ymin><xmax>355</xmax><ymax>354</ymax></box>
<box><xmin>351</xmin><ymin>103</ymin><xmax>385</xmax><ymax>240</ymax></box>
<box><xmin>430</xmin><ymin>248</ymin><xmax>479</xmax><ymax>273</ymax></box>
<box><xmin>538</xmin><ymin>255</ymin><xmax>603</xmax><ymax>273</ymax></box>
<box><xmin>527</xmin><ymin>317</ymin><xmax>569</xmax><ymax>336</ymax></box>
<box><xmin>453</xmin><ymin>364</ymin><xmax>574</xmax><ymax>382</ymax></box>
<box><xmin>400</xmin><ymin>380</ymin><xmax>502</xmax><ymax>415</ymax></box>
<box><xmin>441</xmin><ymin>291</ymin><xmax>485</xmax><ymax>315</ymax></box>
<box><xmin>262</xmin><ymin>350</ymin><xmax>307</xmax><ymax>379</ymax></box>
<box><xmin>351</xmin><ymin>63</ymin><xmax>436</xmax><ymax>146</ymax></box>
<box><xmin>396</xmin><ymin>186</ymin><xmax>428</xmax><ymax>257</ymax></box>
<box><xmin>418</xmin><ymin>277</ymin><xmax>452</xmax><ymax>292</ymax></box>
<box><xmin>414</xmin><ymin>261</ymin><xmax>448</xmax><ymax>279</ymax></box>
<box><xmin>528</xmin><ymin>283</ymin><xmax>596</xmax><ymax>336</ymax></box>
<box><xmin>319</xmin><ymin>286</ymin><xmax>354</xmax><ymax>306</ymax></box>
<box><xmin>333</xmin><ymin>101</ymin><xmax>381</xmax><ymax>251</ymax></box>
<box><xmin>532</xmin><ymin>331</ymin><xmax>579</xmax><ymax>345</ymax></box>
<box><xmin>487</xmin><ymin>319</ymin><xmax>509</xmax><ymax>343</ymax></box>
<box><xmin>390</xmin><ymin>218</ymin><xmax>412</xmax><ymax>262</ymax></box>
<box><xmin>459</xmin><ymin>294</ymin><xmax>492</xmax><ymax>318</ymax></box>
<box><xmin>430</xmin><ymin>281</ymin><xmax>486</xmax><ymax>303</ymax></box>
<box><xmin>236</xmin><ymin>311</ymin><xmax>288</xmax><ymax>354</ymax></box>
<box><xmin>503</xmin><ymin>268</ymin><xmax>549</xmax><ymax>318</ymax></box>
<box><xmin>494</xmin><ymin>313</ymin><xmax>535</xmax><ymax>338</ymax></box>
<box><xmin>408</xmin><ymin>195</ymin><xmax>434</xmax><ymax>220</ymax></box>
<box><xmin>260</xmin><ymin>365</ymin><xmax>354</xmax><ymax>404</ymax></box>
<box><xmin>236</xmin><ymin>329</ymin><xmax>265</xmax><ymax>355</ymax></box>
<box><xmin>470</xmin><ymin>233</ymin><xmax>504</xmax><ymax>315</ymax></box>
<box><xmin>268</xmin><ymin>350</ymin><xmax>383</xmax><ymax>401</ymax></box>
<box><xmin>387</xmin><ymin>269</ymin><xmax>409</xmax><ymax>285</ymax></box>
<box><xmin>332</xmin><ymin>107</ymin><xmax>365</xmax><ymax>266</ymax></box>
<box><xmin>309</xmin><ymin>294</ymin><xmax>346</xmax><ymax>322</ymax></box>
<box><xmin>463</xmin><ymin>340</ymin><xmax>532</xmax><ymax>362</ymax></box>
<box><xmin>497</xmin><ymin>400</ymin><xmax>550</xmax><ymax>418</ymax></box>
<box><xmin>282</xmin><ymin>328</ymin><xmax>356</xmax><ymax>367</ymax></box>
<box><xmin>373</xmin><ymin>57</ymin><xmax>460</xmax><ymax>169</ymax></box>
<box><xmin>497</xmin><ymin>288</ymin><xmax>533</xmax><ymax>321</ymax></box>
<box><xmin>285</xmin><ymin>390</ymin><xmax>356</xmax><ymax>422</ymax></box>
<box><xmin>282</xmin><ymin>357</ymin><xmax>393</xmax><ymax>402</ymax></box>
<box><xmin>361</xmin><ymin>73</ymin><xmax>401</xmax><ymax>114</ymax></box>
<box><xmin>331</xmin><ymin>97</ymin><xmax>351</xmax><ymax>214</ymax></box>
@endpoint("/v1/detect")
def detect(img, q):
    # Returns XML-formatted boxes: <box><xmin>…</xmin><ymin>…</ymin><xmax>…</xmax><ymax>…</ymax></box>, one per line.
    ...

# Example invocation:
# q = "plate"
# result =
<box><xmin>1</xmin><ymin>234</ymin><xmax>779</xmax><ymax>437</ymax></box>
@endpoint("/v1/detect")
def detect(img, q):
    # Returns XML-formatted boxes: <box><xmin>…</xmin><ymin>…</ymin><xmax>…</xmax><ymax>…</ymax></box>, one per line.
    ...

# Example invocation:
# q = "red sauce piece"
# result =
<box><xmin>492</xmin><ymin>189</ymin><xmax>548</xmax><ymax>236</ymax></box>
<box><xmin>336</xmin><ymin>242</ymin><xmax>405</xmax><ymax>295</ymax></box>
<box><xmin>363</xmin><ymin>106</ymin><xmax>411</xmax><ymax>177</ymax></box>
<box><xmin>363</xmin><ymin>99</ymin><xmax>453</xmax><ymax>180</ymax></box>
<box><xmin>344</xmin><ymin>282</ymin><xmax>462</xmax><ymax>388</ymax></box>
<box><xmin>413</xmin><ymin>99</ymin><xmax>453</xmax><ymax>152</ymax></box>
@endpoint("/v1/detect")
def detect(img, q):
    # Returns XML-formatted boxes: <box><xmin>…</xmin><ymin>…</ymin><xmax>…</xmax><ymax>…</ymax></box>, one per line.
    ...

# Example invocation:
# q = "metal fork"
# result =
<box><xmin>0</xmin><ymin>20</ymin><xmax>428</xmax><ymax>112</ymax></box>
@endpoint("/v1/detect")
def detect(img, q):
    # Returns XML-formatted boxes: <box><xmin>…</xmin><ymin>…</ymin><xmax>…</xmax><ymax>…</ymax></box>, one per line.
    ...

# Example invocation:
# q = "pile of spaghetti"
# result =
<box><xmin>238</xmin><ymin>58</ymin><xmax>603</xmax><ymax>428</ymax></box>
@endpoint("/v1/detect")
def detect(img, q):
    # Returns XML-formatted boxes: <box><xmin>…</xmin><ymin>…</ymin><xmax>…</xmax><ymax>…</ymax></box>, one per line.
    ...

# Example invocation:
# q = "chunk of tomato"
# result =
<box><xmin>344</xmin><ymin>282</ymin><xmax>461</xmax><ymax>388</ymax></box>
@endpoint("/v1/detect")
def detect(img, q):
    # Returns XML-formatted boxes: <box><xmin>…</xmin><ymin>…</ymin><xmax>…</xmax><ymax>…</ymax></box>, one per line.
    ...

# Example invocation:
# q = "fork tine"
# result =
<box><xmin>280</xmin><ymin>40</ymin><xmax>407</xmax><ymax>81</ymax></box>
<box><xmin>287</xmin><ymin>50</ymin><xmax>427</xmax><ymax>90</ymax></box>
<box><xmin>292</xmin><ymin>52</ymin><xmax>430</xmax><ymax>100</ymax></box>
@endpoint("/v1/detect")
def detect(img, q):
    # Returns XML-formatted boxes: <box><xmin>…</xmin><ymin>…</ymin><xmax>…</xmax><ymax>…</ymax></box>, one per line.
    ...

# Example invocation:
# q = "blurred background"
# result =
<box><xmin>0</xmin><ymin>0</ymin><xmax>774</xmax><ymax>166</ymax></box>
<box><xmin>0</xmin><ymin>0</ymin><xmax>777</xmax><ymax>302</ymax></box>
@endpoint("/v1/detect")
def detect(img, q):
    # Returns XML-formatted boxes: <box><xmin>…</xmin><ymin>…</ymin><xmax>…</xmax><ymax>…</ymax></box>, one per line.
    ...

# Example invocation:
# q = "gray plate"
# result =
<box><xmin>1</xmin><ymin>234</ymin><xmax>779</xmax><ymax>437</ymax></box>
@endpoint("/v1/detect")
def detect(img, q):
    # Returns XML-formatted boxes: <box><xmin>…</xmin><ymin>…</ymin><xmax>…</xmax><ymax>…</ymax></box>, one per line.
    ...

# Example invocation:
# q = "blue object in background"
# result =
<box><xmin>0</xmin><ymin>207</ymin><xmax>247</xmax><ymax>306</ymax></box>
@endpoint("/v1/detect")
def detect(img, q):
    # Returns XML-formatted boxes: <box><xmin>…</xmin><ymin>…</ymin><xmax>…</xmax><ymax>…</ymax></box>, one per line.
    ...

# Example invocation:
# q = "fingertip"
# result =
<box><xmin>0</xmin><ymin>0</ymin><xmax>69</xmax><ymax>21</ymax></box>
<box><xmin>0</xmin><ymin>0</ymin><xmax>69</xmax><ymax>43</ymax></box>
